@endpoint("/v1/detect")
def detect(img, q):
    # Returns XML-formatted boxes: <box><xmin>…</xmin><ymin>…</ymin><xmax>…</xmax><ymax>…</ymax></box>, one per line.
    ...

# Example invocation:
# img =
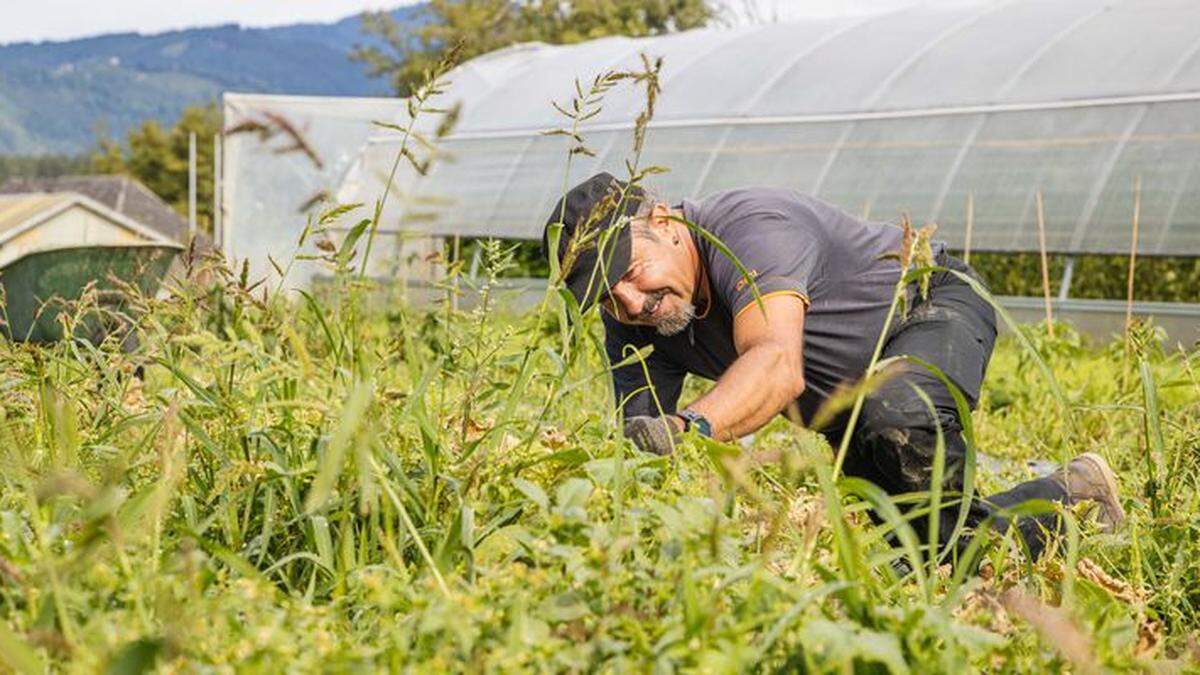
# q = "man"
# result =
<box><xmin>541</xmin><ymin>172</ymin><xmax>1124</xmax><ymax>562</ymax></box>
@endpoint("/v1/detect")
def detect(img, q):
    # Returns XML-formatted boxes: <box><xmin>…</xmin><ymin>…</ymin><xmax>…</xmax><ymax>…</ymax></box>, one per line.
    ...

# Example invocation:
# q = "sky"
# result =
<box><xmin>0</xmin><ymin>0</ymin><xmax>980</xmax><ymax>45</ymax></box>
<box><xmin>0</xmin><ymin>0</ymin><xmax>416</xmax><ymax>45</ymax></box>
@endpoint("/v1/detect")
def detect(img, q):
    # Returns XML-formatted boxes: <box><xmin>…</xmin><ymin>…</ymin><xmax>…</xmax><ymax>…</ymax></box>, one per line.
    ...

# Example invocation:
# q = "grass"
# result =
<box><xmin>0</xmin><ymin>240</ymin><xmax>1197</xmax><ymax>672</ymax></box>
<box><xmin>2</xmin><ymin>54</ymin><xmax>1199</xmax><ymax>674</ymax></box>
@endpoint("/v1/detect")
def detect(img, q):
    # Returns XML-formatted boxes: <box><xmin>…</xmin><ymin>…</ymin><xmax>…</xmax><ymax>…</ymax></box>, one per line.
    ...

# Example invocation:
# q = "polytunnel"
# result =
<box><xmin>337</xmin><ymin>0</ymin><xmax>1200</xmax><ymax>256</ymax></box>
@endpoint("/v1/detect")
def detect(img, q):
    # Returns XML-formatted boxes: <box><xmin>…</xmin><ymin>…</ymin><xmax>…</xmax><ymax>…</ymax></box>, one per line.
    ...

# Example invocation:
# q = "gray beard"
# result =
<box><xmin>654</xmin><ymin>301</ymin><xmax>697</xmax><ymax>336</ymax></box>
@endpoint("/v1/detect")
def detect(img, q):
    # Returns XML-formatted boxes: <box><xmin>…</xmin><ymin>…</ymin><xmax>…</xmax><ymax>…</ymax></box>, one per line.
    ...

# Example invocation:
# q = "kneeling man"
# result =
<box><xmin>541</xmin><ymin>172</ymin><xmax>1124</xmax><ymax>560</ymax></box>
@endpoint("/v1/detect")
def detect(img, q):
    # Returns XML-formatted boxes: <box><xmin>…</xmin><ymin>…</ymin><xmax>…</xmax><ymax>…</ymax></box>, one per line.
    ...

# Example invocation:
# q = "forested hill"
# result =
<box><xmin>0</xmin><ymin>7</ymin><xmax>418</xmax><ymax>154</ymax></box>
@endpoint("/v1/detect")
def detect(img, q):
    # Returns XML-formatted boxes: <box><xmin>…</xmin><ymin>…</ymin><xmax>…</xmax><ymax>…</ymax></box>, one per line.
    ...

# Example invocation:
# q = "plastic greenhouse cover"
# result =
<box><xmin>222</xmin><ymin>93</ymin><xmax>439</xmax><ymax>287</ymax></box>
<box><xmin>346</xmin><ymin>0</ymin><xmax>1200</xmax><ymax>255</ymax></box>
<box><xmin>223</xmin><ymin>0</ymin><xmax>1200</xmax><ymax>288</ymax></box>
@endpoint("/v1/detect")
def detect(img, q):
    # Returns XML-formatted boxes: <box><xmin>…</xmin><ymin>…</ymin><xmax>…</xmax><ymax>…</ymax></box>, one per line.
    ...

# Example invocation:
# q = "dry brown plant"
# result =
<box><xmin>1000</xmin><ymin>587</ymin><xmax>1097</xmax><ymax>674</ymax></box>
<box><xmin>1076</xmin><ymin>557</ymin><xmax>1142</xmax><ymax>604</ymax></box>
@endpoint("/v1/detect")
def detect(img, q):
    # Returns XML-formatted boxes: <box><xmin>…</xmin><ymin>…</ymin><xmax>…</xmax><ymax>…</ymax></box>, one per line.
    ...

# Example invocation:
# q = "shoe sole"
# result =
<box><xmin>1075</xmin><ymin>452</ymin><xmax>1126</xmax><ymax>530</ymax></box>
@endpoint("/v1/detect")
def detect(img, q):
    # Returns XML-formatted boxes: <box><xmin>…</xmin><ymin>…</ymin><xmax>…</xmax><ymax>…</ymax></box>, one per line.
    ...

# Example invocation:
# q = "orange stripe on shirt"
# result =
<box><xmin>733</xmin><ymin>290</ymin><xmax>810</xmax><ymax>322</ymax></box>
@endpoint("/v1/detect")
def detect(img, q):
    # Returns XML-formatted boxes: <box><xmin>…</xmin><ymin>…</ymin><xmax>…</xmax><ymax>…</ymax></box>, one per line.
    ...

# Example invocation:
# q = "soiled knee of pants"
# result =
<box><xmin>858</xmin><ymin>401</ymin><xmax>963</xmax><ymax>493</ymax></box>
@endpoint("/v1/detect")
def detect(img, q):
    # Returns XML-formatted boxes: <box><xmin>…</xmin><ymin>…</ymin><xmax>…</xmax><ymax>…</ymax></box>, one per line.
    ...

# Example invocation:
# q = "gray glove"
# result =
<box><xmin>623</xmin><ymin>415</ymin><xmax>680</xmax><ymax>456</ymax></box>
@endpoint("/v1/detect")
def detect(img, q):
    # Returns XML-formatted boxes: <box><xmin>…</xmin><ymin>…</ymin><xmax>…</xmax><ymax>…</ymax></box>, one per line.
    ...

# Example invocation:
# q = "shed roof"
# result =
<box><xmin>0</xmin><ymin>191</ymin><xmax>181</xmax><ymax>251</ymax></box>
<box><xmin>0</xmin><ymin>175</ymin><xmax>201</xmax><ymax>246</ymax></box>
<box><xmin>0</xmin><ymin>193</ymin><xmax>76</xmax><ymax>236</ymax></box>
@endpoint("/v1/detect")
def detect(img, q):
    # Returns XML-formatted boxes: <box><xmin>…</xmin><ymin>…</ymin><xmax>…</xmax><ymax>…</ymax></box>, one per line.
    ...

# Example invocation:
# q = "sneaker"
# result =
<box><xmin>1054</xmin><ymin>452</ymin><xmax>1126</xmax><ymax>531</ymax></box>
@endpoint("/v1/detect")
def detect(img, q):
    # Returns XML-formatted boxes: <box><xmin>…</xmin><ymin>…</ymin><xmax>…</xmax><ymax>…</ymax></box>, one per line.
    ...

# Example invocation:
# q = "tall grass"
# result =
<box><xmin>0</xmin><ymin>53</ymin><xmax>1197</xmax><ymax>673</ymax></box>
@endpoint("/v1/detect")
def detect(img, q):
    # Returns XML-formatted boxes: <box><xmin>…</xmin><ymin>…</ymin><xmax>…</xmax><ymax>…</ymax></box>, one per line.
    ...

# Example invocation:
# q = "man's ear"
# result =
<box><xmin>649</xmin><ymin>202</ymin><xmax>673</xmax><ymax>231</ymax></box>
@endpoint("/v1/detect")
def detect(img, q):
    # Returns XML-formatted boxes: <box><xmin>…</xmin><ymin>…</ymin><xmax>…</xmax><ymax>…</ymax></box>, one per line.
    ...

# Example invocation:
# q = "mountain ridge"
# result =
<box><xmin>0</xmin><ymin>8</ymin><xmax>418</xmax><ymax>154</ymax></box>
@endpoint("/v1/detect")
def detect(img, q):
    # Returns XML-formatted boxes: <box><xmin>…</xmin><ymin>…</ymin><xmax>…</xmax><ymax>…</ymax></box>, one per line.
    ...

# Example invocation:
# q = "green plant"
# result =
<box><xmin>1</xmin><ymin>43</ymin><xmax>1198</xmax><ymax>675</ymax></box>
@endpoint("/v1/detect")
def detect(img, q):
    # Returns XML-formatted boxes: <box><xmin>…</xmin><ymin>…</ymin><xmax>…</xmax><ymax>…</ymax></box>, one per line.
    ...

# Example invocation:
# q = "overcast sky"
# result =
<box><xmin>0</xmin><ymin>0</ymin><xmax>979</xmax><ymax>46</ymax></box>
<box><xmin>0</xmin><ymin>1</ymin><xmax>413</xmax><ymax>45</ymax></box>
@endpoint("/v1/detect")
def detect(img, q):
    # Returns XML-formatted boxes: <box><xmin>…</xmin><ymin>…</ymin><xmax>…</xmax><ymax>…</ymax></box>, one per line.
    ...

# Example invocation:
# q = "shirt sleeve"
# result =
<box><xmin>706</xmin><ymin>210</ymin><xmax>820</xmax><ymax>320</ymax></box>
<box><xmin>604</xmin><ymin>316</ymin><xmax>685</xmax><ymax>418</ymax></box>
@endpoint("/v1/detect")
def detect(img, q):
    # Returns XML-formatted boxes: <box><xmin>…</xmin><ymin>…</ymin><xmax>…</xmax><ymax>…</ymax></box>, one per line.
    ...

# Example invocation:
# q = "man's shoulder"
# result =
<box><xmin>686</xmin><ymin>187</ymin><xmax>837</xmax><ymax>233</ymax></box>
<box><xmin>690</xmin><ymin>185</ymin><xmax>798</xmax><ymax>215</ymax></box>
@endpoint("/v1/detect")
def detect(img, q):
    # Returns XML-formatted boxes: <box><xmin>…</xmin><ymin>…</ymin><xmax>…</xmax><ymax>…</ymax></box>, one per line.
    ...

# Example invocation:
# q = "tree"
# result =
<box><xmin>0</xmin><ymin>154</ymin><xmax>91</xmax><ymax>184</ymax></box>
<box><xmin>92</xmin><ymin>104</ymin><xmax>222</xmax><ymax>234</ymax></box>
<box><xmin>353</xmin><ymin>0</ymin><xmax>714</xmax><ymax>97</ymax></box>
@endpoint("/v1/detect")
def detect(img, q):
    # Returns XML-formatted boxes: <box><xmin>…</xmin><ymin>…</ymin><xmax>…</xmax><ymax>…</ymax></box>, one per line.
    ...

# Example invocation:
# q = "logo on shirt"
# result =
<box><xmin>735</xmin><ymin>269</ymin><xmax>760</xmax><ymax>292</ymax></box>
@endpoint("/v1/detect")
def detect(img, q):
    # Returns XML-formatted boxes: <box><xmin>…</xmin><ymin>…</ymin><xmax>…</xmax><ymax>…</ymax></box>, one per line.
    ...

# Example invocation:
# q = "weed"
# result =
<box><xmin>0</xmin><ymin>51</ymin><xmax>1197</xmax><ymax>674</ymax></box>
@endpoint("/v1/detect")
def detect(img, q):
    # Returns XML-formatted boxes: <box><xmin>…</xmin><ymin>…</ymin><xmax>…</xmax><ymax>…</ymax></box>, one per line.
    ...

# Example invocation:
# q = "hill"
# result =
<box><xmin>0</xmin><ymin>8</ymin><xmax>418</xmax><ymax>154</ymax></box>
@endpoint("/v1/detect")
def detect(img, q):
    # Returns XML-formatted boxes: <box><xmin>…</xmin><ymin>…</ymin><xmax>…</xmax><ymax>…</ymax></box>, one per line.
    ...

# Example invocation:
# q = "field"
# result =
<box><xmin>0</xmin><ymin>238</ymin><xmax>1197</xmax><ymax>672</ymax></box>
<box><xmin>2</xmin><ymin>60</ymin><xmax>1200</xmax><ymax>675</ymax></box>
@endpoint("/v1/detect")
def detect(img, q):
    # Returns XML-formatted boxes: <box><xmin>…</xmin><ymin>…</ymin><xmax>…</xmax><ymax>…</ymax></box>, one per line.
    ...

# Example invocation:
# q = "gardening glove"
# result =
<box><xmin>623</xmin><ymin>415</ymin><xmax>680</xmax><ymax>456</ymax></box>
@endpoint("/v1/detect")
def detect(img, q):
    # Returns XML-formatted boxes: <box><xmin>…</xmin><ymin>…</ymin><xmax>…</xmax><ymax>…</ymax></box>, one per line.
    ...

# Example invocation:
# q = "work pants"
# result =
<box><xmin>828</xmin><ymin>256</ymin><xmax>1068</xmax><ymax>564</ymax></box>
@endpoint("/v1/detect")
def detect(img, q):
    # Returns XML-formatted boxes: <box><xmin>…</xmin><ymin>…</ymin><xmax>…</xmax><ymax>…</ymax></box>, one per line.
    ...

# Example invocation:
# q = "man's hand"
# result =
<box><xmin>623</xmin><ymin>415</ymin><xmax>683</xmax><ymax>455</ymax></box>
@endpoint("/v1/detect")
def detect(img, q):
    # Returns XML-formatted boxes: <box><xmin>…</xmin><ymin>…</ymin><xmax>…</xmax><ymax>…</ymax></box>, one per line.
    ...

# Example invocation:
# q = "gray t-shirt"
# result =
<box><xmin>605</xmin><ymin>187</ymin><xmax>943</xmax><ymax>424</ymax></box>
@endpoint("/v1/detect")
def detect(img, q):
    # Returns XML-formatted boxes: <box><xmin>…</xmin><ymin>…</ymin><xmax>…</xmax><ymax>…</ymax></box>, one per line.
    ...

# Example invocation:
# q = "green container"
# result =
<box><xmin>0</xmin><ymin>245</ymin><xmax>179</xmax><ymax>343</ymax></box>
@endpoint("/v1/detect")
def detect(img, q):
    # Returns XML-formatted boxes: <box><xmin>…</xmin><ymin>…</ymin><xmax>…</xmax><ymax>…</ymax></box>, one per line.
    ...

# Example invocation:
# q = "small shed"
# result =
<box><xmin>0</xmin><ymin>174</ymin><xmax>205</xmax><ymax>249</ymax></box>
<box><xmin>0</xmin><ymin>190</ymin><xmax>181</xmax><ymax>341</ymax></box>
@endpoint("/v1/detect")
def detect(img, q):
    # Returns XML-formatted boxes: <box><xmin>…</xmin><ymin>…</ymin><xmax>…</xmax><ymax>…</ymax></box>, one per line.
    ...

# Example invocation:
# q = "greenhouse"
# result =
<box><xmin>223</xmin><ymin>0</ymin><xmax>1200</xmax><ymax>321</ymax></box>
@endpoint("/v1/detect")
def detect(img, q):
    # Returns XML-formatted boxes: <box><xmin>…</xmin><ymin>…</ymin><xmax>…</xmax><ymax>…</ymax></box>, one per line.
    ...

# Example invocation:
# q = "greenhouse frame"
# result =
<box><xmin>221</xmin><ymin>0</ymin><xmax>1200</xmax><ymax>338</ymax></box>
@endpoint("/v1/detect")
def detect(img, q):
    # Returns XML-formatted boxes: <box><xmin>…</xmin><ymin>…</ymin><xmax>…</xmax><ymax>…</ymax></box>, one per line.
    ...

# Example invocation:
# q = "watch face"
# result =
<box><xmin>681</xmin><ymin>411</ymin><xmax>711</xmax><ymax>437</ymax></box>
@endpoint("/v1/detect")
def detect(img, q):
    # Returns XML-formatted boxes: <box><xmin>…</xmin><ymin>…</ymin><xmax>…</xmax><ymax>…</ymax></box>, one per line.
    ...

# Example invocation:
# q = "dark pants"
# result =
<box><xmin>828</xmin><ymin>256</ymin><xmax>1067</xmax><ymax>564</ymax></box>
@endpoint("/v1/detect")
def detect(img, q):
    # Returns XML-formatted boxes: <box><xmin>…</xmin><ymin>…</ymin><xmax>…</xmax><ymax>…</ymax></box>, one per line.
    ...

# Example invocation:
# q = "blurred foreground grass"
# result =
<box><xmin>0</xmin><ymin>253</ymin><xmax>1197</xmax><ymax>673</ymax></box>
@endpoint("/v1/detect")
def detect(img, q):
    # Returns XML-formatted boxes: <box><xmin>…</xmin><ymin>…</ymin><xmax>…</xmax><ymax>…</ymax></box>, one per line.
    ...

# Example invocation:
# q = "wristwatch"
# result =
<box><xmin>677</xmin><ymin>409</ymin><xmax>713</xmax><ymax>438</ymax></box>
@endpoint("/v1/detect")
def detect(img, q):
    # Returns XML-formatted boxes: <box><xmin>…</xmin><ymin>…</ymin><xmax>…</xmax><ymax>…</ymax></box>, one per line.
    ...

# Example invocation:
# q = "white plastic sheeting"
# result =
<box><xmin>337</xmin><ymin>0</ymin><xmax>1200</xmax><ymax>256</ymax></box>
<box><xmin>222</xmin><ymin>93</ymin><xmax>440</xmax><ymax>287</ymax></box>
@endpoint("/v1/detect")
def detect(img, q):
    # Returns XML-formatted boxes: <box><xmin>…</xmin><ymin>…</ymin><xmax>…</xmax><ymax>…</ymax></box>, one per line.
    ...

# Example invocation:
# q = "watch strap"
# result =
<box><xmin>677</xmin><ymin>409</ymin><xmax>713</xmax><ymax>438</ymax></box>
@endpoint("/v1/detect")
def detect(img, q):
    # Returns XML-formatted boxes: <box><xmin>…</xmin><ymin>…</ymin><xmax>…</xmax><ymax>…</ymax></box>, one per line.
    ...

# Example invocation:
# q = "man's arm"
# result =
<box><xmin>682</xmin><ymin>294</ymin><xmax>806</xmax><ymax>440</ymax></box>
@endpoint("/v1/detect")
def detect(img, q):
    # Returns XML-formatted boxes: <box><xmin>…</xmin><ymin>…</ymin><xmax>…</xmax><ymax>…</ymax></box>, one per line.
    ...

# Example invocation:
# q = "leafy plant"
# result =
<box><xmin>0</xmin><ymin>33</ymin><xmax>1198</xmax><ymax>675</ymax></box>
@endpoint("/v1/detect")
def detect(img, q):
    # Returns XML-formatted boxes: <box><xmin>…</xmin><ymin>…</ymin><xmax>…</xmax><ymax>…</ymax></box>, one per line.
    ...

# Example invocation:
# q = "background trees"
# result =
<box><xmin>353</xmin><ymin>0</ymin><xmax>714</xmax><ymax>97</ymax></box>
<box><xmin>0</xmin><ymin>154</ymin><xmax>90</xmax><ymax>184</ymax></box>
<box><xmin>91</xmin><ymin>104</ymin><xmax>221</xmax><ymax>234</ymax></box>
